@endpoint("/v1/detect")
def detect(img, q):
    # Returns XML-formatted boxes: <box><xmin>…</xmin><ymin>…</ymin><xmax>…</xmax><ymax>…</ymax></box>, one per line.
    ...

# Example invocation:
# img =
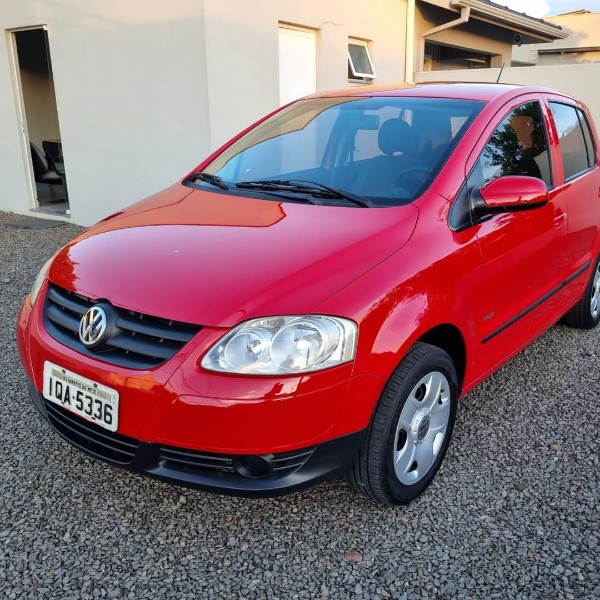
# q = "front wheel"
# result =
<box><xmin>348</xmin><ymin>342</ymin><xmax>458</xmax><ymax>505</ymax></box>
<box><xmin>562</xmin><ymin>256</ymin><xmax>600</xmax><ymax>329</ymax></box>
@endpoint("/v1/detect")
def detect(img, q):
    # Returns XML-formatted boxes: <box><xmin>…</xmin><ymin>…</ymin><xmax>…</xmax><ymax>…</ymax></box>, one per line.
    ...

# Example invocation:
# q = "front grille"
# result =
<box><xmin>159</xmin><ymin>445</ymin><xmax>316</xmax><ymax>478</ymax></box>
<box><xmin>43</xmin><ymin>283</ymin><xmax>202</xmax><ymax>369</ymax></box>
<box><xmin>44</xmin><ymin>400</ymin><xmax>139</xmax><ymax>464</ymax></box>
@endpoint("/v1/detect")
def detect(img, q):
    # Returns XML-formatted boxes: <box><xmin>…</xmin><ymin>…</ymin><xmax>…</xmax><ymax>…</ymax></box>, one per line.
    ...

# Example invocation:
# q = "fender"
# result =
<box><xmin>317</xmin><ymin>195</ymin><xmax>484</xmax><ymax>427</ymax></box>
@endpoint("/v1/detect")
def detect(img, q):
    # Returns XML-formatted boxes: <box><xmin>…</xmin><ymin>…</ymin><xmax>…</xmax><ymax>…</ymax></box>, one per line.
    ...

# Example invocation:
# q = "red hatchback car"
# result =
<box><xmin>17</xmin><ymin>83</ymin><xmax>600</xmax><ymax>505</ymax></box>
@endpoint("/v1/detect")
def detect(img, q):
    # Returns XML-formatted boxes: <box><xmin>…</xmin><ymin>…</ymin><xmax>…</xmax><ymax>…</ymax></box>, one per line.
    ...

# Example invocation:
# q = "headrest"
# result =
<box><xmin>378</xmin><ymin>119</ymin><xmax>415</xmax><ymax>156</ymax></box>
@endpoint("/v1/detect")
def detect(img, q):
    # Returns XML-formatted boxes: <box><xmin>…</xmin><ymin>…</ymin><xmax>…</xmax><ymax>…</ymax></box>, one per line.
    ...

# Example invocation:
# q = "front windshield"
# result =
<box><xmin>191</xmin><ymin>96</ymin><xmax>484</xmax><ymax>207</ymax></box>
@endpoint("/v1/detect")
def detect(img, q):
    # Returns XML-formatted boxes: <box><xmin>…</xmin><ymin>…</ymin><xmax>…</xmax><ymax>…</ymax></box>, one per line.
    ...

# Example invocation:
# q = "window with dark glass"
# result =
<box><xmin>549</xmin><ymin>102</ymin><xmax>593</xmax><ymax>180</ymax></box>
<box><xmin>473</xmin><ymin>101</ymin><xmax>552</xmax><ymax>188</ymax></box>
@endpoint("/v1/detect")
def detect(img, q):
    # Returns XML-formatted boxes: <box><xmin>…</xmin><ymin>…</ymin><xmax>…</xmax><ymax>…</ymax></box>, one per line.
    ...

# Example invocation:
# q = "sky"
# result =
<box><xmin>498</xmin><ymin>0</ymin><xmax>600</xmax><ymax>17</ymax></box>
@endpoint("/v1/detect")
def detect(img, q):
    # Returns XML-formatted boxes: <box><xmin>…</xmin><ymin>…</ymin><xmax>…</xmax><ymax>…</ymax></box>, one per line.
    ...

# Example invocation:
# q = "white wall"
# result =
<box><xmin>1</xmin><ymin>0</ymin><xmax>211</xmax><ymax>224</ymax></box>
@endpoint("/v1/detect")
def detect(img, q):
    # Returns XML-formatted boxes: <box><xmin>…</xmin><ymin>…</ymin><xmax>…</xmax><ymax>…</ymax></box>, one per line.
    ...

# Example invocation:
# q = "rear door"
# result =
<box><xmin>544</xmin><ymin>94</ymin><xmax>600</xmax><ymax>282</ymax></box>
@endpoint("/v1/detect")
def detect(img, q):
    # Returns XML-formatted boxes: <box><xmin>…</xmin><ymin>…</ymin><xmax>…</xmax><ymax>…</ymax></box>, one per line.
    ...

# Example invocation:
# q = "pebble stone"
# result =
<box><xmin>0</xmin><ymin>210</ymin><xmax>599</xmax><ymax>599</ymax></box>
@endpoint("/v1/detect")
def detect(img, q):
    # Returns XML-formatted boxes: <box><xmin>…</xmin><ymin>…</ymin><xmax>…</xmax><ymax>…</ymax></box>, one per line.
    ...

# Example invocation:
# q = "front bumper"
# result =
<box><xmin>18</xmin><ymin>288</ymin><xmax>384</xmax><ymax>454</ymax></box>
<box><xmin>18</xmin><ymin>284</ymin><xmax>384</xmax><ymax>496</ymax></box>
<box><xmin>28</xmin><ymin>380</ymin><xmax>366</xmax><ymax>497</ymax></box>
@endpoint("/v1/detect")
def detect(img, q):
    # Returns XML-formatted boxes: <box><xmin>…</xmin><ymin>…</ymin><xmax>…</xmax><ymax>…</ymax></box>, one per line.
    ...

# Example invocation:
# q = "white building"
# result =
<box><xmin>0</xmin><ymin>0</ymin><xmax>563</xmax><ymax>225</ymax></box>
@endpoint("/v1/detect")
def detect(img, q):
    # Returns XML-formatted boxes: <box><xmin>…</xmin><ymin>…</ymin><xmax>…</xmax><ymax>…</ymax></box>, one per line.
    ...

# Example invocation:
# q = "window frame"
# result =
<box><xmin>576</xmin><ymin>107</ymin><xmax>597</xmax><ymax>168</ymax></box>
<box><xmin>348</xmin><ymin>39</ymin><xmax>376</xmax><ymax>81</ymax></box>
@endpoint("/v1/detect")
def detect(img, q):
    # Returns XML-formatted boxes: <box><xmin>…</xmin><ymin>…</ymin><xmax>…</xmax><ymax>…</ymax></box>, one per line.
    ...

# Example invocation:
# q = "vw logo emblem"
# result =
<box><xmin>79</xmin><ymin>306</ymin><xmax>108</xmax><ymax>347</ymax></box>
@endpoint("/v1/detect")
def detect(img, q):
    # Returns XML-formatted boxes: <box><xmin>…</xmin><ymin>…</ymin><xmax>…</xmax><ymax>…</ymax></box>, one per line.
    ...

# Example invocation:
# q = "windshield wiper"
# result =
<box><xmin>287</xmin><ymin>180</ymin><xmax>374</xmax><ymax>208</ymax></box>
<box><xmin>236</xmin><ymin>179</ymin><xmax>374</xmax><ymax>208</ymax></box>
<box><xmin>187</xmin><ymin>172</ymin><xmax>231</xmax><ymax>190</ymax></box>
<box><xmin>233</xmin><ymin>181</ymin><xmax>321</xmax><ymax>204</ymax></box>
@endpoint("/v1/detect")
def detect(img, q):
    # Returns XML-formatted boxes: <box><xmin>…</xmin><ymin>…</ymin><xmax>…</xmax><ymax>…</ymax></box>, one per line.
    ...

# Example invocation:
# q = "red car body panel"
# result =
<box><xmin>16</xmin><ymin>83</ymin><xmax>600</xmax><ymax>495</ymax></box>
<box><xmin>47</xmin><ymin>189</ymin><xmax>418</xmax><ymax>327</ymax></box>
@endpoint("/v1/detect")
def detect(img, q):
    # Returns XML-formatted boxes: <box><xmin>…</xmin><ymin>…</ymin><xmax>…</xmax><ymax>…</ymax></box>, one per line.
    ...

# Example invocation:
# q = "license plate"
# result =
<box><xmin>42</xmin><ymin>361</ymin><xmax>119</xmax><ymax>432</ymax></box>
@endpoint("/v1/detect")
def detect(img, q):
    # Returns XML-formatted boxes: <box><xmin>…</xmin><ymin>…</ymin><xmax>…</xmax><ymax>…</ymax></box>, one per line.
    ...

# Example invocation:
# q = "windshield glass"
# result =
<box><xmin>191</xmin><ymin>96</ymin><xmax>484</xmax><ymax>207</ymax></box>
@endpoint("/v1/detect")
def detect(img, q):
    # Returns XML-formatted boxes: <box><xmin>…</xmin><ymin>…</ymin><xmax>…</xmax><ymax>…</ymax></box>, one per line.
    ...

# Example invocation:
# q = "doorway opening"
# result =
<box><xmin>12</xmin><ymin>27</ymin><xmax>70</xmax><ymax>216</ymax></box>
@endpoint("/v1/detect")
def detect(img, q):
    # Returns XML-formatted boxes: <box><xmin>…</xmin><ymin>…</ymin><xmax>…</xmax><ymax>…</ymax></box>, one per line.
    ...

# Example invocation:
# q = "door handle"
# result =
<box><xmin>554</xmin><ymin>211</ymin><xmax>567</xmax><ymax>229</ymax></box>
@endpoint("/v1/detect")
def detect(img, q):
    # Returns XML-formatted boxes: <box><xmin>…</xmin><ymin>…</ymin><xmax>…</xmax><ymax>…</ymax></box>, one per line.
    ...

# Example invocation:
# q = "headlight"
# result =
<box><xmin>201</xmin><ymin>315</ymin><xmax>357</xmax><ymax>375</ymax></box>
<box><xmin>30</xmin><ymin>256</ymin><xmax>54</xmax><ymax>307</ymax></box>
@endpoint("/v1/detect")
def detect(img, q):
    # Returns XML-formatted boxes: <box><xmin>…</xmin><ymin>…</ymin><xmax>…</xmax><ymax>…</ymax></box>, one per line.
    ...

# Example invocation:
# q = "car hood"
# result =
<box><xmin>49</xmin><ymin>185</ymin><xmax>418</xmax><ymax>326</ymax></box>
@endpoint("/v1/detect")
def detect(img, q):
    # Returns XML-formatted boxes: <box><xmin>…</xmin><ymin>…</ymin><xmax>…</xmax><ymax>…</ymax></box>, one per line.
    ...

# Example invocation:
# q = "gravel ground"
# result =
<box><xmin>1</xmin><ymin>210</ymin><xmax>599</xmax><ymax>600</ymax></box>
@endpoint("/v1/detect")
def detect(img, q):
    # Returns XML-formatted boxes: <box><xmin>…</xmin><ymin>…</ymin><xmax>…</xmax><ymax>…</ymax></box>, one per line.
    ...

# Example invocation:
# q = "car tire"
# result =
<box><xmin>562</xmin><ymin>256</ymin><xmax>600</xmax><ymax>329</ymax></box>
<box><xmin>347</xmin><ymin>342</ymin><xmax>458</xmax><ymax>506</ymax></box>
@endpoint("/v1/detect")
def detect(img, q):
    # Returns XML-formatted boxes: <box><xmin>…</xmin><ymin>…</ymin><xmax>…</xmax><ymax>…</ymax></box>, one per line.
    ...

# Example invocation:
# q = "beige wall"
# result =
<box><xmin>537</xmin><ymin>51</ymin><xmax>600</xmax><ymax>66</ymax></box>
<box><xmin>415</xmin><ymin>63</ymin><xmax>600</xmax><ymax>123</ymax></box>
<box><xmin>542</xmin><ymin>12</ymin><xmax>600</xmax><ymax>51</ymax></box>
<box><xmin>513</xmin><ymin>12</ymin><xmax>600</xmax><ymax>66</ymax></box>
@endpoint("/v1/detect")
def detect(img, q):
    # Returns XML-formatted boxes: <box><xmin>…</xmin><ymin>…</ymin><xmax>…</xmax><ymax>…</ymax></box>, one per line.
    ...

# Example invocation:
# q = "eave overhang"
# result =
<box><xmin>419</xmin><ymin>0</ymin><xmax>568</xmax><ymax>43</ymax></box>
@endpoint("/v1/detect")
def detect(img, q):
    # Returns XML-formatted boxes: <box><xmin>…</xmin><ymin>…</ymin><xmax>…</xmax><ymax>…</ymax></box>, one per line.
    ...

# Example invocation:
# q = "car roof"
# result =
<box><xmin>310</xmin><ymin>82</ymin><xmax>561</xmax><ymax>103</ymax></box>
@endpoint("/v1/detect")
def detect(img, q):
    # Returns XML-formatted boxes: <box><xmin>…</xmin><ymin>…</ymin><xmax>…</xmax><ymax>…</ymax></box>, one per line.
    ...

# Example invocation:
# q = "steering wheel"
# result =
<box><xmin>395</xmin><ymin>166</ymin><xmax>433</xmax><ymax>184</ymax></box>
<box><xmin>380</xmin><ymin>166</ymin><xmax>433</xmax><ymax>199</ymax></box>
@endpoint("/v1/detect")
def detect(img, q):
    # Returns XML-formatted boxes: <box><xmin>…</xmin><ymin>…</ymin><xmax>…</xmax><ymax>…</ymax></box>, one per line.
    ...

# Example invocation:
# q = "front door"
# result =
<box><xmin>471</xmin><ymin>99</ymin><xmax>571</xmax><ymax>368</ymax></box>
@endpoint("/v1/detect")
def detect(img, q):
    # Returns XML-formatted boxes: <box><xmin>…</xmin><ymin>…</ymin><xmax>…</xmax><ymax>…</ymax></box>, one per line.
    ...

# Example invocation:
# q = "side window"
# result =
<box><xmin>549</xmin><ymin>102</ymin><xmax>595</xmax><ymax>180</ymax></box>
<box><xmin>473</xmin><ymin>101</ymin><xmax>552</xmax><ymax>188</ymax></box>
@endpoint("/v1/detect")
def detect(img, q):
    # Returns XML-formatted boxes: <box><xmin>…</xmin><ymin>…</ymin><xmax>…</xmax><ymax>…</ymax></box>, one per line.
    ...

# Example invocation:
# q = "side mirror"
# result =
<box><xmin>479</xmin><ymin>175</ymin><xmax>549</xmax><ymax>211</ymax></box>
